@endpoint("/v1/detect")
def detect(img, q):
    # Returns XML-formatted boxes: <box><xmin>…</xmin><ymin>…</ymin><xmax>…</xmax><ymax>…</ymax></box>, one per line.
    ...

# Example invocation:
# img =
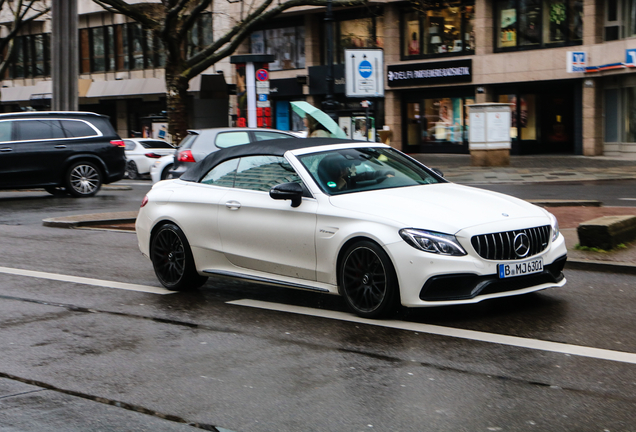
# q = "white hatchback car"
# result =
<box><xmin>124</xmin><ymin>138</ymin><xmax>175</xmax><ymax>179</ymax></box>
<box><xmin>136</xmin><ymin>138</ymin><xmax>567</xmax><ymax>318</ymax></box>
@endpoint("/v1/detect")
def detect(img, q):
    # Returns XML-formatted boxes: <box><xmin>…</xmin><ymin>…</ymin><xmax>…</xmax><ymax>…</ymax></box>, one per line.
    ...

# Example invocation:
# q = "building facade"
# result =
<box><xmin>1</xmin><ymin>1</ymin><xmax>635</xmax><ymax>159</ymax></box>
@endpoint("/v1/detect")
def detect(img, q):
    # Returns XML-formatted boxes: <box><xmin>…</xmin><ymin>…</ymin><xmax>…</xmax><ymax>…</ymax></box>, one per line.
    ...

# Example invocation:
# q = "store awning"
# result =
<box><xmin>1</xmin><ymin>80</ymin><xmax>52</xmax><ymax>102</ymax></box>
<box><xmin>85</xmin><ymin>77</ymin><xmax>166</xmax><ymax>98</ymax></box>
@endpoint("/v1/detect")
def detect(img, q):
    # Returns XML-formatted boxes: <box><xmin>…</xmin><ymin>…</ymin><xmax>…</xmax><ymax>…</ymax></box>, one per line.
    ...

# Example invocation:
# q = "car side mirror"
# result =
<box><xmin>270</xmin><ymin>182</ymin><xmax>303</xmax><ymax>208</ymax></box>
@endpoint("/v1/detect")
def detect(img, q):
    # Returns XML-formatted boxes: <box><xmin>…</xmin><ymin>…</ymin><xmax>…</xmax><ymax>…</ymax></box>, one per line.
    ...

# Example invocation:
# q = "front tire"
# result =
<box><xmin>150</xmin><ymin>223</ymin><xmax>208</xmax><ymax>291</ymax></box>
<box><xmin>65</xmin><ymin>161</ymin><xmax>102</xmax><ymax>197</ymax></box>
<box><xmin>340</xmin><ymin>241</ymin><xmax>399</xmax><ymax>319</ymax></box>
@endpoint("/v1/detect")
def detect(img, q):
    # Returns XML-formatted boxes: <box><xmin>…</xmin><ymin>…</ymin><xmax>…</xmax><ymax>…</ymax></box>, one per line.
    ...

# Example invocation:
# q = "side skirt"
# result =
<box><xmin>202</xmin><ymin>269</ymin><xmax>331</xmax><ymax>293</ymax></box>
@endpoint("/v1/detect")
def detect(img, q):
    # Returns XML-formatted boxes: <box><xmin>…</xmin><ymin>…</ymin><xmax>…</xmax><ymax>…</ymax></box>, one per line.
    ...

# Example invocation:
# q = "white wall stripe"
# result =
<box><xmin>0</xmin><ymin>266</ymin><xmax>173</xmax><ymax>295</ymax></box>
<box><xmin>228</xmin><ymin>299</ymin><xmax>636</xmax><ymax>365</ymax></box>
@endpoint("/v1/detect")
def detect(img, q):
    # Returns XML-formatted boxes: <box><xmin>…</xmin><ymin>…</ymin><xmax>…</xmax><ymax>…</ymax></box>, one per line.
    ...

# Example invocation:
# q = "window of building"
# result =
<box><xmin>495</xmin><ymin>0</ymin><xmax>582</xmax><ymax>50</ymax></box>
<box><xmin>9</xmin><ymin>34</ymin><xmax>51</xmax><ymax>79</ymax></box>
<box><xmin>402</xmin><ymin>2</ymin><xmax>474</xmax><ymax>58</ymax></box>
<box><xmin>250</xmin><ymin>25</ymin><xmax>305</xmax><ymax>71</ymax></box>
<box><xmin>605</xmin><ymin>0</ymin><xmax>636</xmax><ymax>40</ymax></box>
<box><xmin>336</xmin><ymin>15</ymin><xmax>384</xmax><ymax>63</ymax></box>
<box><xmin>187</xmin><ymin>13</ymin><xmax>213</xmax><ymax>58</ymax></box>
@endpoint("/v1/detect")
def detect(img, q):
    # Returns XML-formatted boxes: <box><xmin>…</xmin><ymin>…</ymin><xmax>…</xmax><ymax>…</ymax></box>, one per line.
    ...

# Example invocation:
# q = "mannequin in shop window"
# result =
<box><xmin>408</xmin><ymin>32</ymin><xmax>420</xmax><ymax>55</ymax></box>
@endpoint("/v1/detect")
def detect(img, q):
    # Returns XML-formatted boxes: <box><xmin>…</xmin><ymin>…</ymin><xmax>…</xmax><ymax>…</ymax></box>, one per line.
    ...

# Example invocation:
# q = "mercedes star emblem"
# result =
<box><xmin>513</xmin><ymin>233</ymin><xmax>531</xmax><ymax>258</ymax></box>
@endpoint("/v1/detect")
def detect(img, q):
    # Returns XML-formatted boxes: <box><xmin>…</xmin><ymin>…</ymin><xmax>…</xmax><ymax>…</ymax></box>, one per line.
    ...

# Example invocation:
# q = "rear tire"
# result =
<box><xmin>150</xmin><ymin>223</ymin><xmax>208</xmax><ymax>291</ymax></box>
<box><xmin>161</xmin><ymin>164</ymin><xmax>173</xmax><ymax>180</ymax></box>
<box><xmin>126</xmin><ymin>160</ymin><xmax>139</xmax><ymax>180</ymax></box>
<box><xmin>339</xmin><ymin>240</ymin><xmax>399</xmax><ymax>319</ymax></box>
<box><xmin>65</xmin><ymin>161</ymin><xmax>102</xmax><ymax>197</ymax></box>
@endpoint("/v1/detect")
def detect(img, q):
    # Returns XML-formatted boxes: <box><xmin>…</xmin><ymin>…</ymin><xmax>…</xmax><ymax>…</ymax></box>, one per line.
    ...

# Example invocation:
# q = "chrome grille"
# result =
<box><xmin>471</xmin><ymin>225</ymin><xmax>551</xmax><ymax>260</ymax></box>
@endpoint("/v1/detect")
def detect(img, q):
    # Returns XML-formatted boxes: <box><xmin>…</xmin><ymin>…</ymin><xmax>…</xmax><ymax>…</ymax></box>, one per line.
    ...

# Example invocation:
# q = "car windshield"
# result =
<box><xmin>298</xmin><ymin>147</ymin><xmax>442</xmax><ymax>195</ymax></box>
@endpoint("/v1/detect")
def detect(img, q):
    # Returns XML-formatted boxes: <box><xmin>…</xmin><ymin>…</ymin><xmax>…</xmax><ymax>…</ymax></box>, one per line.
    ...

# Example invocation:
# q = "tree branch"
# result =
<box><xmin>176</xmin><ymin>0</ymin><xmax>213</xmax><ymax>42</ymax></box>
<box><xmin>91</xmin><ymin>0</ymin><xmax>160</xmax><ymax>29</ymax></box>
<box><xmin>184</xmin><ymin>0</ymin><xmax>367</xmax><ymax>79</ymax></box>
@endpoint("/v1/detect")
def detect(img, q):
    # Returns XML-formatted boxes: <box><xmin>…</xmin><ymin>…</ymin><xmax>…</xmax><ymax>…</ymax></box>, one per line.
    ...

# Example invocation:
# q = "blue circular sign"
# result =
<box><xmin>358</xmin><ymin>60</ymin><xmax>372</xmax><ymax>79</ymax></box>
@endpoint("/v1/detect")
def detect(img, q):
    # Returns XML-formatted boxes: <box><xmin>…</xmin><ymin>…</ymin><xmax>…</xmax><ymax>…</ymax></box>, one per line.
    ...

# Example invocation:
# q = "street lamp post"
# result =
<box><xmin>322</xmin><ymin>0</ymin><xmax>338</xmax><ymax>121</ymax></box>
<box><xmin>51</xmin><ymin>0</ymin><xmax>78</xmax><ymax>111</ymax></box>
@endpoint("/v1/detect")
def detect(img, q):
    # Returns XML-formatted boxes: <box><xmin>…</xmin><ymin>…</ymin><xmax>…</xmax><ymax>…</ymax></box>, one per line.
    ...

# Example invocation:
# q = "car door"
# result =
<box><xmin>216</xmin><ymin>155</ymin><xmax>318</xmax><ymax>281</ymax></box>
<box><xmin>14</xmin><ymin>119</ymin><xmax>69</xmax><ymax>186</ymax></box>
<box><xmin>0</xmin><ymin>120</ymin><xmax>20</xmax><ymax>186</ymax></box>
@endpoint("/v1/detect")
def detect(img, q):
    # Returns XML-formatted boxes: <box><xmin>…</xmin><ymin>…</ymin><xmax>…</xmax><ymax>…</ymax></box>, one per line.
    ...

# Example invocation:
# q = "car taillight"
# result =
<box><xmin>110</xmin><ymin>140</ymin><xmax>125</xmax><ymax>147</ymax></box>
<box><xmin>177</xmin><ymin>149</ymin><xmax>195</xmax><ymax>163</ymax></box>
<box><xmin>140</xmin><ymin>195</ymin><xmax>148</xmax><ymax>207</ymax></box>
<box><xmin>144</xmin><ymin>152</ymin><xmax>162</xmax><ymax>158</ymax></box>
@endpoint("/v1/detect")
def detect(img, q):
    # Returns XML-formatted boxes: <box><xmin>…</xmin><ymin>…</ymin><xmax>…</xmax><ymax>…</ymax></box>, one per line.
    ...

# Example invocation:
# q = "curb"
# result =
<box><xmin>565</xmin><ymin>259</ymin><xmax>636</xmax><ymax>275</ymax></box>
<box><xmin>42</xmin><ymin>211</ymin><xmax>138</xmax><ymax>229</ymax></box>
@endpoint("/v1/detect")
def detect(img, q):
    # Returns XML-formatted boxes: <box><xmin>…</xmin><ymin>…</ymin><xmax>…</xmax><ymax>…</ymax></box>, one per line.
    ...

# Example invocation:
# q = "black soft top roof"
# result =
<box><xmin>180</xmin><ymin>137</ymin><xmax>358</xmax><ymax>182</ymax></box>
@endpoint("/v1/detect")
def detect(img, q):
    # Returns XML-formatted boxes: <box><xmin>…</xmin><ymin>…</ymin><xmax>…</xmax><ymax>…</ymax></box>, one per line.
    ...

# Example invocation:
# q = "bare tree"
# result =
<box><xmin>0</xmin><ymin>0</ymin><xmax>50</xmax><ymax>77</ymax></box>
<box><xmin>92</xmin><ymin>0</ymin><xmax>366</xmax><ymax>145</ymax></box>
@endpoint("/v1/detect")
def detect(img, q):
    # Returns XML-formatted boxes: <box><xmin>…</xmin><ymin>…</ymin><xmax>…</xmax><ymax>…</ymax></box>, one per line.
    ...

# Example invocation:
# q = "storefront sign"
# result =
<box><xmin>387</xmin><ymin>59</ymin><xmax>472</xmax><ymax>87</ymax></box>
<box><xmin>566</xmin><ymin>52</ymin><xmax>586</xmax><ymax>73</ymax></box>
<box><xmin>627</xmin><ymin>49</ymin><xmax>636</xmax><ymax>65</ymax></box>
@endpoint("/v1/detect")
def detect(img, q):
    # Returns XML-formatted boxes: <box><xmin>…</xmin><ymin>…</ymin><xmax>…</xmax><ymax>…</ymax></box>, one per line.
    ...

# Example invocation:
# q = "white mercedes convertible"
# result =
<box><xmin>136</xmin><ymin>138</ymin><xmax>567</xmax><ymax>318</ymax></box>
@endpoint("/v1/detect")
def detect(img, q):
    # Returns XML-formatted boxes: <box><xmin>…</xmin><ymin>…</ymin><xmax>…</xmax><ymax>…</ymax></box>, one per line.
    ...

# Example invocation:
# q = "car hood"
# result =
<box><xmin>327</xmin><ymin>183</ymin><xmax>549</xmax><ymax>233</ymax></box>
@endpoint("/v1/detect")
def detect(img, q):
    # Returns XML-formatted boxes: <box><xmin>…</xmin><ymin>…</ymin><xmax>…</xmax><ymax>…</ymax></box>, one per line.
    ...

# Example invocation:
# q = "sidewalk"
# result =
<box><xmin>42</xmin><ymin>154</ymin><xmax>636</xmax><ymax>274</ymax></box>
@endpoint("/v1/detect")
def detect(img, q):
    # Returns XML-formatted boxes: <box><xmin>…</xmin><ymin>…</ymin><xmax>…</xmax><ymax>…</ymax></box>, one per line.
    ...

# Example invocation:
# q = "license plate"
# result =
<box><xmin>498</xmin><ymin>258</ymin><xmax>543</xmax><ymax>279</ymax></box>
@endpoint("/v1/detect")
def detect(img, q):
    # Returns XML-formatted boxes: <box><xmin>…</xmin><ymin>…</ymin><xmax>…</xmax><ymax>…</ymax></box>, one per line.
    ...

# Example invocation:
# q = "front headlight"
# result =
<box><xmin>548</xmin><ymin>212</ymin><xmax>560</xmax><ymax>241</ymax></box>
<box><xmin>399</xmin><ymin>229</ymin><xmax>467</xmax><ymax>256</ymax></box>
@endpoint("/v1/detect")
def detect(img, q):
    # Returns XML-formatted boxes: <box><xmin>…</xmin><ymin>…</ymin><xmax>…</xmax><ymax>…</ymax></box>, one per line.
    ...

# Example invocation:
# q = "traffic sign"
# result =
<box><xmin>345</xmin><ymin>49</ymin><xmax>384</xmax><ymax>98</ymax></box>
<box><xmin>256</xmin><ymin>68</ymin><xmax>269</xmax><ymax>81</ymax></box>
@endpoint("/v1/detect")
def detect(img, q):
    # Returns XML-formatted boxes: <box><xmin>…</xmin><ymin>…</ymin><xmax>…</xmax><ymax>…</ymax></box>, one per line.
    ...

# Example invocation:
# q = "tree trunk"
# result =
<box><xmin>166</xmin><ymin>73</ymin><xmax>190</xmax><ymax>146</ymax></box>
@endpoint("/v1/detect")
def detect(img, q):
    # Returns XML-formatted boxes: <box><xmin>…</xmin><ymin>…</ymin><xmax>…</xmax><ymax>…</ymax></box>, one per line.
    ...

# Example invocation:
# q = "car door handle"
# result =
<box><xmin>225</xmin><ymin>201</ymin><xmax>241</xmax><ymax>210</ymax></box>
<box><xmin>0</xmin><ymin>147</ymin><xmax>12</xmax><ymax>152</ymax></box>
<box><xmin>54</xmin><ymin>145</ymin><xmax>67</xmax><ymax>149</ymax></box>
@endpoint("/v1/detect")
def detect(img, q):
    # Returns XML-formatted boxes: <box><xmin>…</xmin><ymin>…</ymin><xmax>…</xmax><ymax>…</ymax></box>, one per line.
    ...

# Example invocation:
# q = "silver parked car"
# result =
<box><xmin>169</xmin><ymin>127</ymin><xmax>296</xmax><ymax>178</ymax></box>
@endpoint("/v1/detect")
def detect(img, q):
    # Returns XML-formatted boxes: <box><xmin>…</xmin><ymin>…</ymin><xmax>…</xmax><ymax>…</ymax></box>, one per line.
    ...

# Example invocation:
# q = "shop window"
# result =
<box><xmin>624</xmin><ymin>87</ymin><xmax>636</xmax><ymax>143</ymax></box>
<box><xmin>250</xmin><ymin>25</ymin><xmax>305</xmax><ymax>71</ymax></box>
<box><xmin>402</xmin><ymin>2</ymin><xmax>474</xmax><ymax>58</ymax></box>
<box><xmin>498</xmin><ymin>94</ymin><xmax>537</xmax><ymax>140</ymax></box>
<box><xmin>407</xmin><ymin>97</ymin><xmax>473</xmax><ymax>145</ymax></box>
<box><xmin>496</xmin><ymin>0</ymin><xmax>582</xmax><ymax>50</ymax></box>
<box><xmin>605</xmin><ymin>89</ymin><xmax>619</xmax><ymax>143</ymax></box>
<box><xmin>321</xmin><ymin>10</ymin><xmax>383</xmax><ymax>64</ymax></box>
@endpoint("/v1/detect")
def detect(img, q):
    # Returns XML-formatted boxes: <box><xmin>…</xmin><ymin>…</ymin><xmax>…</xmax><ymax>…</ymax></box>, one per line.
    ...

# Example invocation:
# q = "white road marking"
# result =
<box><xmin>618</xmin><ymin>198</ymin><xmax>636</xmax><ymax>201</ymax></box>
<box><xmin>228</xmin><ymin>299</ymin><xmax>636</xmax><ymax>365</ymax></box>
<box><xmin>0</xmin><ymin>266</ymin><xmax>173</xmax><ymax>295</ymax></box>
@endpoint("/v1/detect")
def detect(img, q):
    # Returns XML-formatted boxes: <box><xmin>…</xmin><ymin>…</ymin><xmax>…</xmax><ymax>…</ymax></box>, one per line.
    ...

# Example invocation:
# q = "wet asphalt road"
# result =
<box><xmin>0</xmin><ymin>181</ymin><xmax>635</xmax><ymax>432</ymax></box>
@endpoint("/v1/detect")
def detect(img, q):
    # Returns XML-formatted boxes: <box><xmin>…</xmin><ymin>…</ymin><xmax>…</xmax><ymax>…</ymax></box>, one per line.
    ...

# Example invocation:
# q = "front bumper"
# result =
<box><xmin>386</xmin><ymin>231</ymin><xmax>568</xmax><ymax>307</ymax></box>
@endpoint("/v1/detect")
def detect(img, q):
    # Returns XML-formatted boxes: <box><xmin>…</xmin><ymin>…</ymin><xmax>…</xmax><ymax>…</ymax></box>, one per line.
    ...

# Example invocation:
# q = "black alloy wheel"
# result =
<box><xmin>150</xmin><ymin>223</ymin><xmax>207</xmax><ymax>291</ymax></box>
<box><xmin>126</xmin><ymin>160</ymin><xmax>139</xmax><ymax>180</ymax></box>
<box><xmin>65</xmin><ymin>161</ymin><xmax>102</xmax><ymax>197</ymax></box>
<box><xmin>340</xmin><ymin>241</ymin><xmax>398</xmax><ymax>319</ymax></box>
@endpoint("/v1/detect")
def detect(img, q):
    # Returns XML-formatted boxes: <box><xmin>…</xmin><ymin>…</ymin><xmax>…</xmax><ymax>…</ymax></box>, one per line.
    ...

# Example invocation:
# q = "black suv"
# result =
<box><xmin>0</xmin><ymin>111</ymin><xmax>126</xmax><ymax>197</ymax></box>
